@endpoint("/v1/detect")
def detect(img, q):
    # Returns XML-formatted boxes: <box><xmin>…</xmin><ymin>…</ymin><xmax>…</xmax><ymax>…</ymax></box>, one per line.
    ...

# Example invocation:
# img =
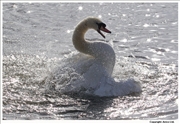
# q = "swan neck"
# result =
<box><xmin>72</xmin><ymin>21</ymin><xmax>89</xmax><ymax>54</ymax></box>
<box><xmin>72</xmin><ymin>18</ymin><xmax>116</xmax><ymax>75</ymax></box>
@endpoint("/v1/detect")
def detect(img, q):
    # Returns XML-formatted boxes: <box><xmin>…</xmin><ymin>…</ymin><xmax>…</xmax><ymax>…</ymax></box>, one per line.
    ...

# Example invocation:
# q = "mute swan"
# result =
<box><xmin>45</xmin><ymin>17</ymin><xmax>141</xmax><ymax>97</ymax></box>
<box><xmin>72</xmin><ymin>17</ymin><xmax>115</xmax><ymax>76</ymax></box>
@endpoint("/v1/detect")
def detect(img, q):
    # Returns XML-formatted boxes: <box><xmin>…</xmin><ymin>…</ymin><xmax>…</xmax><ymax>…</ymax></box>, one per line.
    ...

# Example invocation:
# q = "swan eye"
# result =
<box><xmin>96</xmin><ymin>22</ymin><xmax>106</xmax><ymax>29</ymax></box>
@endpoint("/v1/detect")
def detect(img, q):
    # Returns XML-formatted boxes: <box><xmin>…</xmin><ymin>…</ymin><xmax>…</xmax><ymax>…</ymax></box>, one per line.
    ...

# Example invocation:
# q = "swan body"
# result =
<box><xmin>72</xmin><ymin>17</ymin><xmax>115</xmax><ymax>75</ymax></box>
<box><xmin>45</xmin><ymin>17</ymin><xmax>141</xmax><ymax>97</ymax></box>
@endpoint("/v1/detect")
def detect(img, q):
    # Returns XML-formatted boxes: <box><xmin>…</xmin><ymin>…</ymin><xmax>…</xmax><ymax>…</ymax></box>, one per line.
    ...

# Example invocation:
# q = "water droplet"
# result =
<box><xmin>156</xmin><ymin>51</ymin><xmax>163</xmax><ymax>55</ymax></box>
<box><xmin>121</xmin><ymin>38</ymin><xmax>128</xmax><ymax>42</ymax></box>
<box><xmin>165</xmin><ymin>48</ymin><xmax>170</xmax><ymax>52</ymax></box>
<box><xmin>171</xmin><ymin>40</ymin><xmax>177</xmax><ymax>43</ymax></box>
<box><xmin>98</xmin><ymin>15</ymin><xmax>102</xmax><ymax>18</ymax></box>
<box><xmin>78</xmin><ymin>6</ymin><xmax>83</xmax><ymax>10</ymax></box>
<box><xmin>151</xmin><ymin>58</ymin><xmax>160</xmax><ymax>62</ymax></box>
<box><xmin>122</xmin><ymin>14</ymin><xmax>126</xmax><ymax>17</ymax></box>
<box><xmin>143</xmin><ymin>23</ymin><xmax>150</xmax><ymax>27</ymax></box>
<box><xmin>147</xmin><ymin>38</ymin><xmax>152</xmax><ymax>42</ymax></box>
<box><xmin>172</xmin><ymin>22</ymin><xmax>177</xmax><ymax>25</ymax></box>
<box><xmin>27</xmin><ymin>11</ymin><xmax>31</xmax><ymax>13</ymax></box>
<box><xmin>145</xmin><ymin>14</ymin><xmax>151</xmax><ymax>17</ymax></box>
<box><xmin>171</xmin><ymin>51</ymin><xmax>177</xmax><ymax>54</ymax></box>
<box><xmin>67</xmin><ymin>30</ymin><xmax>71</xmax><ymax>33</ymax></box>
<box><xmin>13</xmin><ymin>4</ymin><xmax>18</xmax><ymax>8</ymax></box>
<box><xmin>156</xmin><ymin>15</ymin><xmax>160</xmax><ymax>18</ymax></box>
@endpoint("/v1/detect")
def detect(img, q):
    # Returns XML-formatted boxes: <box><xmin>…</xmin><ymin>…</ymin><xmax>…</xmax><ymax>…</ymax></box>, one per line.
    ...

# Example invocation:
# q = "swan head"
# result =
<box><xmin>85</xmin><ymin>17</ymin><xmax>111</xmax><ymax>38</ymax></box>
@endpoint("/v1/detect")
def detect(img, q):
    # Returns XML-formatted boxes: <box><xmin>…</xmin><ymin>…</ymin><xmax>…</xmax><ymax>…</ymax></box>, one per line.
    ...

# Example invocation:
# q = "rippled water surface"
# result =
<box><xmin>2</xmin><ymin>2</ymin><xmax>178</xmax><ymax>120</ymax></box>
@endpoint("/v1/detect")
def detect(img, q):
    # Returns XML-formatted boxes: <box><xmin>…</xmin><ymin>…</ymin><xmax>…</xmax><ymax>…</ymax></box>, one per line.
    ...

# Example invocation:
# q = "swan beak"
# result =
<box><xmin>98</xmin><ymin>27</ymin><xmax>111</xmax><ymax>38</ymax></box>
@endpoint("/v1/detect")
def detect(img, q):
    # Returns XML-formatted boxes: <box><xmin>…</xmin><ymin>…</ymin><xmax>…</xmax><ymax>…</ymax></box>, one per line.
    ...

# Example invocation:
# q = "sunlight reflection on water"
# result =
<box><xmin>3</xmin><ymin>2</ymin><xmax>178</xmax><ymax>120</ymax></box>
